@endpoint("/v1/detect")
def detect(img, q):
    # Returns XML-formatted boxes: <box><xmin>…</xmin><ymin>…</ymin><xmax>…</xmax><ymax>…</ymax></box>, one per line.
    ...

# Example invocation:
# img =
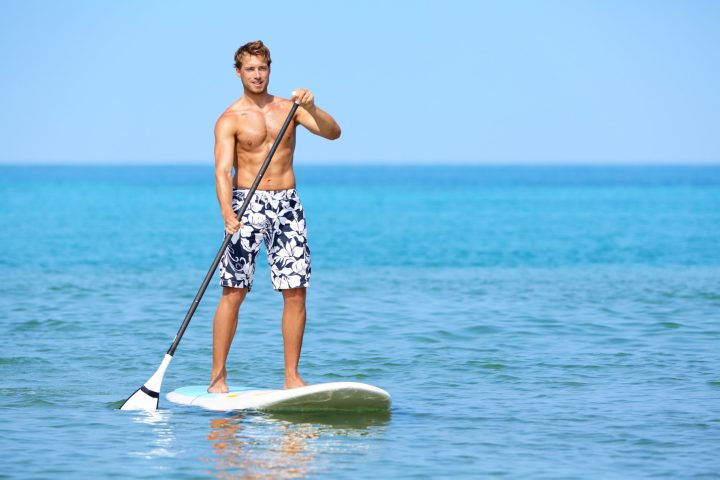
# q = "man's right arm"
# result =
<box><xmin>214</xmin><ymin>114</ymin><xmax>241</xmax><ymax>234</ymax></box>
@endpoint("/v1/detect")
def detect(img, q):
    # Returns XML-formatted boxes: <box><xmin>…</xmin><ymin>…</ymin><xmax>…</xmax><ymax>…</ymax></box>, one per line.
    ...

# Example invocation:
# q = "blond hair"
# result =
<box><xmin>234</xmin><ymin>40</ymin><xmax>271</xmax><ymax>69</ymax></box>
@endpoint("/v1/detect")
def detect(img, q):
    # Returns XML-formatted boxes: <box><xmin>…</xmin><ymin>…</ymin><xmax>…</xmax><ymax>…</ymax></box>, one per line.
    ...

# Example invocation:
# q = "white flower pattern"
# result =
<box><xmin>219</xmin><ymin>188</ymin><xmax>311</xmax><ymax>291</ymax></box>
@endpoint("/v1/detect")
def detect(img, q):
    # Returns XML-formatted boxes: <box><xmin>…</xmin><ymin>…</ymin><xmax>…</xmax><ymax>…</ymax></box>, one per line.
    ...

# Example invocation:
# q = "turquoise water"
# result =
<box><xmin>1</xmin><ymin>165</ymin><xmax>719</xmax><ymax>479</ymax></box>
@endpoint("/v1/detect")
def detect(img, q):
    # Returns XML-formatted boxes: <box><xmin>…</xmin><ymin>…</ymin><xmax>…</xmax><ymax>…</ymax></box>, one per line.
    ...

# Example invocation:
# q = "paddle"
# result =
<box><xmin>120</xmin><ymin>101</ymin><xmax>300</xmax><ymax>411</ymax></box>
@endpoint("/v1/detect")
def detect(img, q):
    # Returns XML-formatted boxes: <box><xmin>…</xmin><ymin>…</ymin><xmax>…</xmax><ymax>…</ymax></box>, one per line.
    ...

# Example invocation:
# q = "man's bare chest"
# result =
<box><xmin>235</xmin><ymin>111</ymin><xmax>285</xmax><ymax>150</ymax></box>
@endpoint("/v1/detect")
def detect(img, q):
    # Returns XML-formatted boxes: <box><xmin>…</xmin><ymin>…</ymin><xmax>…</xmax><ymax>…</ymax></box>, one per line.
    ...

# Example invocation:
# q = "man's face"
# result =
<box><xmin>237</xmin><ymin>54</ymin><xmax>270</xmax><ymax>94</ymax></box>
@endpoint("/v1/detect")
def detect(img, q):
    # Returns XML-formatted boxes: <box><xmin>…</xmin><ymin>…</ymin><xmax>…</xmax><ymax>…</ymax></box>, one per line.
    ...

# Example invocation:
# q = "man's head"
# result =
<box><xmin>234</xmin><ymin>40</ymin><xmax>271</xmax><ymax>95</ymax></box>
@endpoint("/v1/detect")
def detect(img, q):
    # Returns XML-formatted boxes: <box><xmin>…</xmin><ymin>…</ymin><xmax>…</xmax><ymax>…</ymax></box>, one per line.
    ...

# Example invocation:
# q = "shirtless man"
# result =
<box><xmin>210</xmin><ymin>40</ymin><xmax>341</xmax><ymax>393</ymax></box>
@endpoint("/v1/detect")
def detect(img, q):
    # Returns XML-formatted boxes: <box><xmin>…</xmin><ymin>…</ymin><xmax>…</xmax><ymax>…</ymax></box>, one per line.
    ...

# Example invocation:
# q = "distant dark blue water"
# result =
<box><xmin>1</xmin><ymin>165</ymin><xmax>719</xmax><ymax>478</ymax></box>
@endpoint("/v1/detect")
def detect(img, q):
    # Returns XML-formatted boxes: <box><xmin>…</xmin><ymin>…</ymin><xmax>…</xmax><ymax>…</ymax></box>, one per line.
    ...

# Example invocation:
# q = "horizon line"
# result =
<box><xmin>1</xmin><ymin>161</ymin><xmax>720</xmax><ymax>167</ymax></box>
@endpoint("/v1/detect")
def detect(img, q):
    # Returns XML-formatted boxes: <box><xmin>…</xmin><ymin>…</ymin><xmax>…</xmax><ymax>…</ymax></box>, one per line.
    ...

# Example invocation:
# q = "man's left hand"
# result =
<box><xmin>291</xmin><ymin>88</ymin><xmax>316</xmax><ymax>113</ymax></box>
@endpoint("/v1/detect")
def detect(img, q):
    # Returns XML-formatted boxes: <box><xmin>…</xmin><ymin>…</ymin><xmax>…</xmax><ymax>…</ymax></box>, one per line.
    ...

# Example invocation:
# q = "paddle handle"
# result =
<box><xmin>166</xmin><ymin>102</ymin><xmax>299</xmax><ymax>356</ymax></box>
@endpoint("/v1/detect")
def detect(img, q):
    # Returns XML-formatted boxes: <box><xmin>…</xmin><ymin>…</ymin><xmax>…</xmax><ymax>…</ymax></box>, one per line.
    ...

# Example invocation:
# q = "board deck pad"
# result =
<box><xmin>166</xmin><ymin>382</ymin><xmax>391</xmax><ymax>412</ymax></box>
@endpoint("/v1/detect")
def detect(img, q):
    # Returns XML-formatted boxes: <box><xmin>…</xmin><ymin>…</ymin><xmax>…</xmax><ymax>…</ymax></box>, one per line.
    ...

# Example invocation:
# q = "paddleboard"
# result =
<box><xmin>166</xmin><ymin>382</ymin><xmax>391</xmax><ymax>412</ymax></box>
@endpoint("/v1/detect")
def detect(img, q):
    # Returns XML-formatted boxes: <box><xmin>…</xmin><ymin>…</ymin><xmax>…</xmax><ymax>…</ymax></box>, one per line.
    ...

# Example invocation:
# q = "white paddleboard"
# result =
<box><xmin>166</xmin><ymin>382</ymin><xmax>391</xmax><ymax>412</ymax></box>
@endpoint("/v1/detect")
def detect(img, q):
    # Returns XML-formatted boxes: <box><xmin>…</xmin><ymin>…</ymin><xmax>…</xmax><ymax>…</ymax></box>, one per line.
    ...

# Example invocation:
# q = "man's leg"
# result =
<box><xmin>281</xmin><ymin>287</ymin><xmax>307</xmax><ymax>389</ymax></box>
<box><xmin>209</xmin><ymin>286</ymin><xmax>248</xmax><ymax>393</ymax></box>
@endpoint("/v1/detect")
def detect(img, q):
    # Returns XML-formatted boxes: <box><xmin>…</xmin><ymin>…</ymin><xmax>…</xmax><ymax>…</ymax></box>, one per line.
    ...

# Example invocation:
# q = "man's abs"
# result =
<box><xmin>233</xmin><ymin>147</ymin><xmax>297</xmax><ymax>190</ymax></box>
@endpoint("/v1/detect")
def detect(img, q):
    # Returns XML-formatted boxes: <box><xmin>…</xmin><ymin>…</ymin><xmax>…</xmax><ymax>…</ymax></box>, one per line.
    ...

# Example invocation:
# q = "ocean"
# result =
<box><xmin>1</xmin><ymin>165</ymin><xmax>719</xmax><ymax>479</ymax></box>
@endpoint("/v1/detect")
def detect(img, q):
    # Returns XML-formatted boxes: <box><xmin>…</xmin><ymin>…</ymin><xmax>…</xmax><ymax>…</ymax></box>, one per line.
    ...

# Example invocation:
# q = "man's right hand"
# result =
<box><xmin>224</xmin><ymin>214</ymin><xmax>242</xmax><ymax>234</ymax></box>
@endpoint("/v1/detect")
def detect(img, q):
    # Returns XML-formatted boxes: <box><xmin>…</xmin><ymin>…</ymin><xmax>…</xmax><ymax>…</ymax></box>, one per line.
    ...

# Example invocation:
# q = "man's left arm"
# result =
<box><xmin>291</xmin><ymin>88</ymin><xmax>341</xmax><ymax>140</ymax></box>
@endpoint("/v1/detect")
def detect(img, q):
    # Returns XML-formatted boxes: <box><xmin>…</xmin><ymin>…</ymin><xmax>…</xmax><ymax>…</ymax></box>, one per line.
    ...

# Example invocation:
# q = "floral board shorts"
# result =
<box><xmin>219</xmin><ymin>188</ymin><xmax>311</xmax><ymax>291</ymax></box>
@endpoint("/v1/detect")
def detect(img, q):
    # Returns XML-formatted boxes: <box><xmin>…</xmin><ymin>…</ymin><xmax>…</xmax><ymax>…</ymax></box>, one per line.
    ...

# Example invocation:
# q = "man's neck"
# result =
<box><xmin>242</xmin><ymin>91</ymin><xmax>273</xmax><ymax>108</ymax></box>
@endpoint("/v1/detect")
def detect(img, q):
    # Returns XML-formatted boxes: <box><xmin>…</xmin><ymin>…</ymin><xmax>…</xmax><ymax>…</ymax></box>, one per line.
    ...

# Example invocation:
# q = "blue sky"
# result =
<box><xmin>1</xmin><ymin>0</ymin><xmax>718</xmax><ymax>165</ymax></box>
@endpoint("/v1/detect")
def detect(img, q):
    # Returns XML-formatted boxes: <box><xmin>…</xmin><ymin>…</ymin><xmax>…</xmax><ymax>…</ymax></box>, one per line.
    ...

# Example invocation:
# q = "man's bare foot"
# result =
<box><xmin>208</xmin><ymin>369</ymin><xmax>229</xmax><ymax>393</ymax></box>
<box><xmin>284</xmin><ymin>374</ymin><xmax>307</xmax><ymax>390</ymax></box>
<box><xmin>208</xmin><ymin>381</ymin><xmax>228</xmax><ymax>394</ymax></box>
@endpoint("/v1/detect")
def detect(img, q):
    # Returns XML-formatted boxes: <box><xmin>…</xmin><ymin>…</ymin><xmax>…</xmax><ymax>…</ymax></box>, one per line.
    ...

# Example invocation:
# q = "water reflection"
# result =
<box><xmin>129</xmin><ymin>409</ymin><xmax>177</xmax><ymax>459</ymax></box>
<box><xmin>204</xmin><ymin>411</ymin><xmax>391</xmax><ymax>479</ymax></box>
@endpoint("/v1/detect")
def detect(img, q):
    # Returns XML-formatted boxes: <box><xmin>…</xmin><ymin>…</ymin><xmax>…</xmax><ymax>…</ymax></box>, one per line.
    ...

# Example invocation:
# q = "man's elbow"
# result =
<box><xmin>327</xmin><ymin>126</ymin><xmax>341</xmax><ymax>140</ymax></box>
<box><xmin>215</xmin><ymin>164</ymin><xmax>233</xmax><ymax>180</ymax></box>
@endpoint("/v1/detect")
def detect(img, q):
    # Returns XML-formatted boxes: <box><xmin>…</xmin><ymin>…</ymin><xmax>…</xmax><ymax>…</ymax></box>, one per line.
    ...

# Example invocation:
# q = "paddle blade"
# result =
<box><xmin>119</xmin><ymin>354</ymin><xmax>173</xmax><ymax>411</ymax></box>
<box><xmin>120</xmin><ymin>385</ymin><xmax>160</xmax><ymax>411</ymax></box>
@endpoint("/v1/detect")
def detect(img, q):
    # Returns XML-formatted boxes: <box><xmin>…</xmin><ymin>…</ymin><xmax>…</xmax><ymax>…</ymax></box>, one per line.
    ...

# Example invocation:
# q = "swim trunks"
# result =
<box><xmin>219</xmin><ymin>188</ymin><xmax>311</xmax><ymax>291</ymax></box>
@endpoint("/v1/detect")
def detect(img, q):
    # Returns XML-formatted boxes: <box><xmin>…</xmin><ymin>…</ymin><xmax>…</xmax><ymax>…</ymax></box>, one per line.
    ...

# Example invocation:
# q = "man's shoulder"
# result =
<box><xmin>215</xmin><ymin>111</ymin><xmax>234</xmax><ymax>129</ymax></box>
<box><xmin>270</xmin><ymin>95</ymin><xmax>292</xmax><ymax>106</ymax></box>
<box><xmin>269</xmin><ymin>96</ymin><xmax>295</xmax><ymax>113</ymax></box>
<box><xmin>215</xmin><ymin>101</ymin><xmax>249</xmax><ymax>128</ymax></box>
<box><xmin>215</xmin><ymin>107</ymin><xmax>245</xmax><ymax>137</ymax></box>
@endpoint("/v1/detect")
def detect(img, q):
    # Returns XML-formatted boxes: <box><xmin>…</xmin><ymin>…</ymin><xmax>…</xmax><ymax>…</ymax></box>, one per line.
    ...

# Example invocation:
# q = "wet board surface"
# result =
<box><xmin>166</xmin><ymin>382</ymin><xmax>391</xmax><ymax>412</ymax></box>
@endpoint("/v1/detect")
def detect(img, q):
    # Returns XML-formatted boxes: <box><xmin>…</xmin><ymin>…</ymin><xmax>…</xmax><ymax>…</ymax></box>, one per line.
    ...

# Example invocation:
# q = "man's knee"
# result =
<box><xmin>222</xmin><ymin>286</ymin><xmax>248</xmax><ymax>305</ymax></box>
<box><xmin>281</xmin><ymin>287</ymin><xmax>306</xmax><ymax>305</ymax></box>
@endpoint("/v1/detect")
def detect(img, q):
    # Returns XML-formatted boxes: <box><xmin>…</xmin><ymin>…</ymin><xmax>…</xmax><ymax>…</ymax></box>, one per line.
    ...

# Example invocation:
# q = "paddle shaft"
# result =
<box><xmin>167</xmin><ymin>102</ymin><xmax>299</xmax><ymax>356</ymax></box>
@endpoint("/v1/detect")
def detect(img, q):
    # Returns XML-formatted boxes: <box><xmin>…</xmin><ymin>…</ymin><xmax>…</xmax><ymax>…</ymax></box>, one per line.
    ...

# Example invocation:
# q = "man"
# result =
<box><xmin>209</xmin><ymin>40</ymin><xmax>341</xmax><ymax>393</ymax></box>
